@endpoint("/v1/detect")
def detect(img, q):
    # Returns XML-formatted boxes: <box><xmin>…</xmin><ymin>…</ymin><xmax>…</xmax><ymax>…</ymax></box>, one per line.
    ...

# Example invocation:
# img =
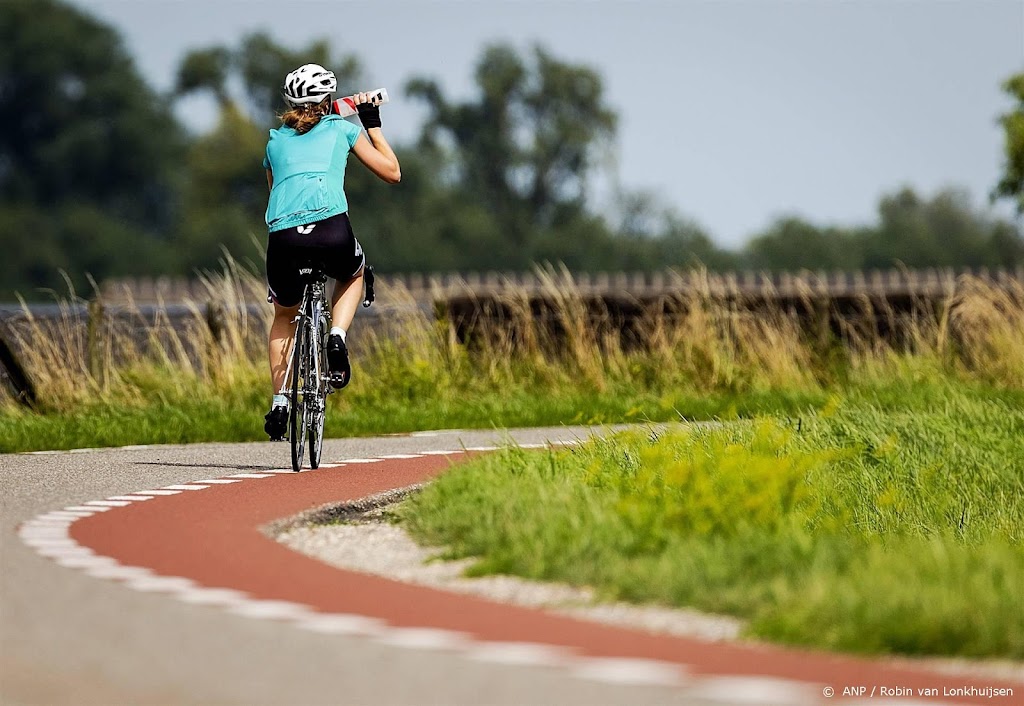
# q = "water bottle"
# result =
<box><xmin>332</xmin><ymin>88</ymin><xmax>389</xmax><ymax>117</ymax></box>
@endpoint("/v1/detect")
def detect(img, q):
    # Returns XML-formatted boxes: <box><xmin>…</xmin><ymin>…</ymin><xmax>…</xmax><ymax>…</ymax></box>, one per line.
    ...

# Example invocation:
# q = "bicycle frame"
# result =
<box><xmin>275</xmin><ymin>263</ymin><xmax>373</xmax><ymax>471</ymax></box>
<box><xmin>277</xmin><ymin>277</ymin><xmax>327</xmax><ymax>401</ymax></box>
<box><xmin>280</xmin><ymin>269</ymin><xmax>331</xmax><ymax>472</ymax></box>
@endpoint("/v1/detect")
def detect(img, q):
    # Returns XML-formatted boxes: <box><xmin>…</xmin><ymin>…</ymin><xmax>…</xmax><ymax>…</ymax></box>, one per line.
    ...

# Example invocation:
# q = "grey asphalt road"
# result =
<box><xmin>1</xmin><ymin>426</ymin><xmax>716</xmax><ymax>706</ymax></box>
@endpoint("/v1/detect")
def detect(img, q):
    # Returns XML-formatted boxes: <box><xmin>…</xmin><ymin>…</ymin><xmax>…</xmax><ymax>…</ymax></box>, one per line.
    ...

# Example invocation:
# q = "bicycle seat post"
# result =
<box><xmin>297</xmin><ymin>262</ymin><xmax>329</xmax><ymax>286</ymax></box>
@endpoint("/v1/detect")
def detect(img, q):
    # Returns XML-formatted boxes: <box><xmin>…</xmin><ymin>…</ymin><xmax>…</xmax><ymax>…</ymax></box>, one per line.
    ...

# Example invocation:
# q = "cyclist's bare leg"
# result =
<box><xmin>269</xmin><ymin>300</ymin><xmax>301</xmax><ymax>394</ymax></box>
<box><xmin>331</xmin><ymin>269</ymin><xmax>365</xmax><ymax>331</ymax></box>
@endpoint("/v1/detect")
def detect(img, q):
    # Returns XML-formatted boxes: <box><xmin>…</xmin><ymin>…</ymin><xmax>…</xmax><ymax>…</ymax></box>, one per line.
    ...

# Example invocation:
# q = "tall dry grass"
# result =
<box><xmin>432</xmin><ymin>265</ymin><xmax>821</xmax><ymax>395</ymax></box>
<box><xmin>639</xmin><ymin>271</ymin><xmax>820</xmax><ymax>393</ymax></box>
<box><xmin>948</xmin><ymin>277</ymin><xmax>1024</xmax><ymax>387</ymax></box>
<box><xmin>5</xmin><ymin>264</ymin><xmax>1024</xmax><ymax>414</ymax></box>
<box><xmin>2</xmin><ymin>262</ymin><xmax>270</xmax><ymax>411</ymax></box>
<box><xmin>842</xmin><ymin>275</ymin><xmax>1024</xmax><ymax>390</ymax></box>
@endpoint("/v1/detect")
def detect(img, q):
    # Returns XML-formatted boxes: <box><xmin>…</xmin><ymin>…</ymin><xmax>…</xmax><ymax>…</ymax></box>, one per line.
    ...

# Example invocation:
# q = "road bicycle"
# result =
<box><xmin>279</xmin><ymin>263</ymin><xmax>374</xmax><ymax>472</ymax></box>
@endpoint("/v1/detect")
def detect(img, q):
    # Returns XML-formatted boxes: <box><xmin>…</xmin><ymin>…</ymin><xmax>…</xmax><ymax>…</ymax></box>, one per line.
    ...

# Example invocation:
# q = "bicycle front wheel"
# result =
<box><xmin>289</xmin><ymin>317</ymin><xmax>309</xmax><ymax>472</ymax></box>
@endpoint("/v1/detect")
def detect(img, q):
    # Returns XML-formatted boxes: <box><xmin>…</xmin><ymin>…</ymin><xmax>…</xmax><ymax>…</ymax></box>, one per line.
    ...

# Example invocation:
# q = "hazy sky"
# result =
<box><xmin>71</xmin><ymin>0</ymin><xmax>1023</xmax><ymax>247</ymax></box>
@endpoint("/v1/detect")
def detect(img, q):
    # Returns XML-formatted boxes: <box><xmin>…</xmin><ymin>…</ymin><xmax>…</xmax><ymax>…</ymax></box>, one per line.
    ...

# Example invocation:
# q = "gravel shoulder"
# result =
<box><xmin>274</xmin><ymin>489</ymin><xmax>742</xmax><ymax>643</ymax></box>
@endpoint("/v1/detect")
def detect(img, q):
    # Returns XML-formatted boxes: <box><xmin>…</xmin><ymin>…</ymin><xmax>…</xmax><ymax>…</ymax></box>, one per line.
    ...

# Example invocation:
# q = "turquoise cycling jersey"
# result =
<box><xmin>263</xmin><ymin>115</ymin><xmax>363</xmax><ymax>232</ymax></box>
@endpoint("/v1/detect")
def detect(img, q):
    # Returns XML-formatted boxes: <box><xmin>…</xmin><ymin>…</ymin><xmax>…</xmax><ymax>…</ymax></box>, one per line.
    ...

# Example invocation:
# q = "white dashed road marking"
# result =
<box><xmin>293</xmin><ymin>614</ymin><xmax>386</xmax><ymax>636</ymax></box>
<box><xmin>176</xmin><ymin>587</ymin><xmax>251</xmax><ymax>606</ymax></box>
<box><xmin>226</xmin><ymin>600</ymin><xmax>316</xmax><ymax>621</ymax></box>
<box><xmin>570</xmin><ymin>657</ymin><xmax>689</xmax><ymax>687</ymax></box>
<box><xmin>465</xmin><ymin>641</ymin><xmax>573</xmax><ymax>667</ymax></box>
<box><xmin>687</xmin><ymin>676</ymin><xmax>823</xmax><ymax>704</ymax></box>
<box><xmin>374</xmin><ymin>627</ymin><xmax>470</xmax><ymax>651</ymax></box>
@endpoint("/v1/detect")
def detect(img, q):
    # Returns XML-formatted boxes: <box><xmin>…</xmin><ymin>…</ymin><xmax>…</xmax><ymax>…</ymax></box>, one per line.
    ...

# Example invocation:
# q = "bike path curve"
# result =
<box><xmin>5</xmin><ymin>428</ymin><xmax>1021</xmax><ymax>705</ymax></box>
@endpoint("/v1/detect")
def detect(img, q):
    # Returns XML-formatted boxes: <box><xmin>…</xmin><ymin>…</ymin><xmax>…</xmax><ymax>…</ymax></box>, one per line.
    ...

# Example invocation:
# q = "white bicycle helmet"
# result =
<box><xmin>282</xmin><ymin>63</ymin><xmax>337</xmax><ymax>106</ymax></box>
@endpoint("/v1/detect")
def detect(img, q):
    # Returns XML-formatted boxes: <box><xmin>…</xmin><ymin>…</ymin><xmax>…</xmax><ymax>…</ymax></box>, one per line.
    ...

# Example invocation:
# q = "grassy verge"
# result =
<box><xmin>2</xmin><ymin>266</ymin><xmax>1024</xmax><ymax>457</ymax></box>
<box><xmin>2</xmin><ymin>263</ymin><xmax>842</xmax><ymax>452</ymax></box>
<box><xmin>5</xmin><ymin>265</ymin><xmax>1024</xmax><ymax>456</ymax></box>
<box><xmin>399</xmin><ymin>380</ymin><xmax>1024</xmax><ymax>659</ymax></box>
<box><xmin>0</xmin><ymin>375</ymin><xmax>826</xmax><ymax>453</ymax></box>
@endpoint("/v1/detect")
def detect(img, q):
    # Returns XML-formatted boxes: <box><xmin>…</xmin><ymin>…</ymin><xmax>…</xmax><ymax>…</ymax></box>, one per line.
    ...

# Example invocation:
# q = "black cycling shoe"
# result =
<box><xmin>264</xmin><ymin>405</ymin><xmax>288</xmax><ymax>441</ymax></box>
<box><xmin>326</xmin><ymin>334</ymin><xmax>351</xmax><ymax>389</ymax></box>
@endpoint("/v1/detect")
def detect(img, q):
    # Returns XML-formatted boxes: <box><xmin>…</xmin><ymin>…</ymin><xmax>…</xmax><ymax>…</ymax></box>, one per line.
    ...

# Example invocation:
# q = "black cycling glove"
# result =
<box><xmin>356</xmin><ymin>102</ymin><xmax>382</xmax><ymax>130</ymax></box>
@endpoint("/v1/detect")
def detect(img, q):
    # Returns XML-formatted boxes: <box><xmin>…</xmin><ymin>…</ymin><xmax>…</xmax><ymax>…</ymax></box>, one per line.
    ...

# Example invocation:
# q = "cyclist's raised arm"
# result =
<box><xmin>351</xmin><ymin>132</ymin><xmax>401</xmax><ymax>184</ymax></box>
<box><xmin>350</xmin><ymin>92</ymin><xmax>401</xmax><ymax>184</ymax></box>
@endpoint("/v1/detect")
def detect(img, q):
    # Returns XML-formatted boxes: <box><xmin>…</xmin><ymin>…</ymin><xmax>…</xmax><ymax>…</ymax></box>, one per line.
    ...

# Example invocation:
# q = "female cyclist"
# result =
<box><xmin>262</xmin><ymin>63</ymin><xmax>401</xmax><ymax>441</ymax></box>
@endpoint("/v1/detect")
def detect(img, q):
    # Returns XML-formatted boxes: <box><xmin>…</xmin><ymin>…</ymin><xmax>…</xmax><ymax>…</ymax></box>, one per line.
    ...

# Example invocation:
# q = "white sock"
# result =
<box><xmin>330</xmin><ymin>327</ymin><xmax>347</xmax><ymax>342</ymax></box>
<box><xmin>272</xmin><ymin>394</ymin><xmax>289</xmax><ymax>410</ymax></box>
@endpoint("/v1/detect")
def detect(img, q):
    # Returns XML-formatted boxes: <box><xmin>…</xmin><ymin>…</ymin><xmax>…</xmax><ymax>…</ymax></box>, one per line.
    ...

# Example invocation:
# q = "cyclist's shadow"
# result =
<box><xmin>132</xmin><ymin>462</ymin><xmax>285</xmax><ymax>472</ymax></box>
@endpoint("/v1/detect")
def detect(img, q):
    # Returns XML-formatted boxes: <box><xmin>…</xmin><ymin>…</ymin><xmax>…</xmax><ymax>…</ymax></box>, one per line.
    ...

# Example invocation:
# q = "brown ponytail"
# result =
<box><xmin>280</xmin><ymin>99</ymin><xmax>331</xmax><ymax>135</ymax></box>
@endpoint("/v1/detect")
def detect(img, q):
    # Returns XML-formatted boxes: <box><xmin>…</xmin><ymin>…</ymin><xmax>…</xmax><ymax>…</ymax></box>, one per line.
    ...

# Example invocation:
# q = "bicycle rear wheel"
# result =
<box><xmin>308</xmin><ymin>314</ymin><xmax>328</xmax><ymax>469</ymax></box>
<box><xmin>289</xmin><ymin>317</ymin><xmax>309</xmax><ymax>472</ymax></box>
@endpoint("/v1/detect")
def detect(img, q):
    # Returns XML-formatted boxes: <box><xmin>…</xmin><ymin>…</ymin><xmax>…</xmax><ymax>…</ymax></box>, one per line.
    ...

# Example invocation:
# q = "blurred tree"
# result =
<box><xmin>744</xmin><ymin>217</ymin><xmax>864</xmax><ymax>271</ymax></box>
<box><xmin>177</xmin><ymin>105</ymin><xmax>268</xmax><ymax>269</ymax></box>
<box><xmin>344</xmin><ymin>150</ymin><xmax>513</xmax><ymax>272</ymax></box>
<box><xmin>0</xmin><ymin>0</ymin><xmax>184</xmax><ymax>222</ymax></box>
<box><xmin>0</xmin><ymin>0</ymin><xmax>183</xmax><ymax>298</ymax></box>
<box><xmin>407</xmin><ymin>43</ymin><xmax>617</xmax><ymax>243</ymax></box>
<box><xmin>236</xmin><ymin>33</ymin><xmax>361</xmax><ymax>127</ymax></box>
<box><xmin>603</xmin><ymin>190</ymin><xmax>738</xmax><ymax>271</ymax></box>
<box><xmin>862</xmin><ymin>187</ymin><xmax>1020</xmax><ymax>269</ymax></box>
<box><xmin>175</xmin><ymin>32</ymin><xmax>361</xmax><ymax>127</ymax></box>
<box><xmin>175</xmin><ymin>47</ymin><xmax>233</xmax><ymax>108</ymax></box>
<box><xmin>994</xmin><ymin>72</ymin><xmax>1024</xmax><ymax>215</ymax></box>
<box><xmin>737</xmin><ymin>187</ymin><xmax>1024</xmax><ymax>273</ymax></box>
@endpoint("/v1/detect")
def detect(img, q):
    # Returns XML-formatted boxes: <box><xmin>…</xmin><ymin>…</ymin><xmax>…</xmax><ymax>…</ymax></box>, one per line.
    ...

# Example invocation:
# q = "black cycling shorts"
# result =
<box><xmin>265</xmin><ymin>212</ymin><xmax>365</xmax><ymax>307</ymax></box>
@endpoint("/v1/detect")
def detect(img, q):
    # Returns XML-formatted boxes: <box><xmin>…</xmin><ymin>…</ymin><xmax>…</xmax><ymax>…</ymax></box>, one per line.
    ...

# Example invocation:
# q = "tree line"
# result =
<box><xmin>2</xmin><ymin>0</ymin><xmax>1023</xmax><ymax>301</ymax></box>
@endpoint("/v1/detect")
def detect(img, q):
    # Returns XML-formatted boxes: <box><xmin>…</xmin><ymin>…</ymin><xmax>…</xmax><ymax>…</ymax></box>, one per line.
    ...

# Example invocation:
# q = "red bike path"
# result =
<box><xmin>59</xmin><ymin>452</ymin><xmax>1021</xmax><ymax>705</ymax></box>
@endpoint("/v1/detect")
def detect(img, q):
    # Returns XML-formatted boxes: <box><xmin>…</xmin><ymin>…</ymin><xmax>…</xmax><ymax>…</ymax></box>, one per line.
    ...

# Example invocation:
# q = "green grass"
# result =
<box><xmin>399</xmin><ymin>380</ymin><xmax>1024</xmax><ymax>659</ymax></box>
<box><xmin>0</xmin><ymin>264</ymin><xmax>833</xmax><ymax>452</ymax></box>
<box><xmin>8</xmin><ymin>265</ymin><xmax>1017</xmax><ymax>456</ymax></box>
<box><xmin>0</xmin><ymin>371</ymin><xmax>826</xmax><ymax>452</ymax></box>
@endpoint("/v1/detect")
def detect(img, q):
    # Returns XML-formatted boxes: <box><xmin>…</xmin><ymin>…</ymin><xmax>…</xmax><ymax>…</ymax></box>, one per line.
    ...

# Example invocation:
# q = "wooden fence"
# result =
<box><xmin>97</xmin><ymin>266</ymin><xmax>1024</xmax><ymax>304</ymax></box>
